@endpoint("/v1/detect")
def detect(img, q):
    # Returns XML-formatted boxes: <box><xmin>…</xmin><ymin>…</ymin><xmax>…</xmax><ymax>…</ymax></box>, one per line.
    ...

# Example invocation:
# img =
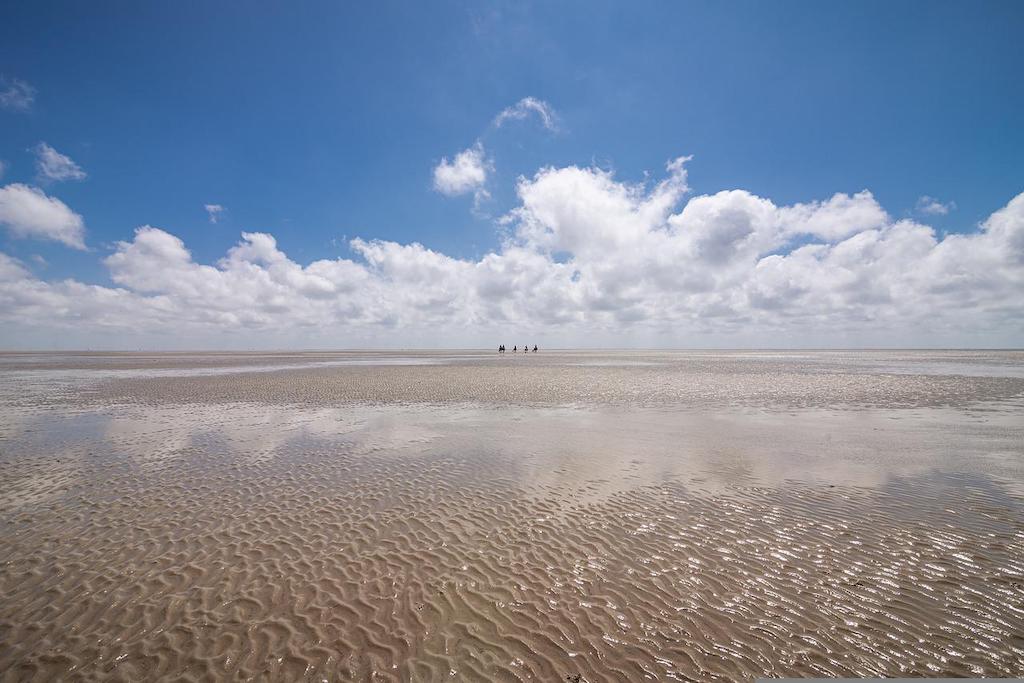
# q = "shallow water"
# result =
<box><xmin>1</xmin><ymin>351</ymin><xmax>1023</xmax><ymax>681</ymax></box>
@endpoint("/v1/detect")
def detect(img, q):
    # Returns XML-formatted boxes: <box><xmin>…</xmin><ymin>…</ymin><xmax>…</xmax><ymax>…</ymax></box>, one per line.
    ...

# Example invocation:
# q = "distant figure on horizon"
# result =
<box><xmin>533</xmin><ymin>345</ymin><xmax>538</xmax><ymax>352</ymax></box>
<box><xmin>512</xmin><ymin>345</ymin><xmax>517</xmax><ymax>353</ymax></box>
<box><xmin>498</xmin><ymin>344</ymin><xmax>504</xmax><ymax>354</ymax></box>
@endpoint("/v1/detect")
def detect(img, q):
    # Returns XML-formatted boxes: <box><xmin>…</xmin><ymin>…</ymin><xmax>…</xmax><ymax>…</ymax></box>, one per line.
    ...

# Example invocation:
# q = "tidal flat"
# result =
<box><xmin>1</xmin><ymin>350</ymin><xmax>1023</xmax><ymax>681</ymax></box>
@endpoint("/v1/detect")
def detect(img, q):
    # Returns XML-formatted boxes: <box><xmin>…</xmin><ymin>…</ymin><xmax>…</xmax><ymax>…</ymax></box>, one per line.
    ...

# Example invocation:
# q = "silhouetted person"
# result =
<box><xmin>513</xmin><ymin>345</ymin><xmax>517</xmax><ymax>353</ymax></box>
<box><xmin>533</xmin><ymin>345</ymin><xmax>538</xmax><ymax>352</ymax></box>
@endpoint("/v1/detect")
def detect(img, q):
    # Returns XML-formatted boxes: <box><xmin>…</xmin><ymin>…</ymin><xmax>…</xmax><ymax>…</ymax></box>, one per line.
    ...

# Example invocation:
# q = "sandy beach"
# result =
<box><xmin>1</xmin><ymin>350</ymin><xmax>1023</xmax><ymax>681</ymax></box>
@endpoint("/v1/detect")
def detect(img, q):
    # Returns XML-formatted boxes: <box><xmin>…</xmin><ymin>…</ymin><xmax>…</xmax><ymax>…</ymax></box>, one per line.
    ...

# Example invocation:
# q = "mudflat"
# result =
<box><xmin>1</xmin><ymin>350</ymin><xmax>1023</xmax><ymax>681</ymax></box>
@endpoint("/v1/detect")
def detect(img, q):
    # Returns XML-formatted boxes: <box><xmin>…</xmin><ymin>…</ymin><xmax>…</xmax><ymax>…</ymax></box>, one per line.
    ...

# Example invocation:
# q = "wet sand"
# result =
<box><xmin>1</xmin><ymin>351</ymin><xmax>1023</xmax><ymax>681</ymax></box>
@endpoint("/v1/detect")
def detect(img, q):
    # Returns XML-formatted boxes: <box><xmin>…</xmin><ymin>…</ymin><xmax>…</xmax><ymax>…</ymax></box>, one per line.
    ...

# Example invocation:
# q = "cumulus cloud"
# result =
<box><xmin>779</xmin><ymin>191</ymin><xmax>888</xmax><ymax>241</ymax></box>
<box><xmin>0</xmin><ymin>78</ymin><xmax>35</xmax><ymax>111</ymax></box>
<box><xmin>432</xmin><ymin>142</ymin><xmax>491</xmax><ymax>200</ymax></box>
<box><xmin>205</xmin><ymin>204</ymin><xmax>225</xmax><ymax>223</ymax></box>
<box><xmin>916</xmin><ymin>195</ymin><xmax>956</xmax><ymax>216</ymax></box>
<box><xmin>0</xmin><ymin>183</ymin><xmax>86</xmax><ymax>249</ymax></box>
<box><xmin>494</xmin><ymin>97</ymin><xmax>559</xmax><ymax>131</ymax></box>
<box><xmin>34</xmin><ymin>143</ymin><xmax>87</xmax><ymax>182</ymax></box>
<box><xmin>0</xmin><ymin>252</ymin><xmax>32</xmax><ymax>281</ymax></box>
<box><xmin>1</xmin><ymin>158</ymin><xmax>1023</xmax><ymax>348</ymax></box>
<box><xmin>433</xmin><ymin>98</ymin><xmax>557</xmax><ymax>214</ymax></box>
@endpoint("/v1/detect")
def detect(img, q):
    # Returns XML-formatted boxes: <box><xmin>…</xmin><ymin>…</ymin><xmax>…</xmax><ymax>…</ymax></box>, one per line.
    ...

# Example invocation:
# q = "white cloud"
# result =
<box><xmin>779</xmin><ymin>191</ymin><xmax>888</xmax><ymax>241</ymax></box>
<box><xmin>432</xmin><ymin>142</ymin><xmax>491</xmax><ymax>199</ymax></box>
<box><xmin>0</xmin><ymin>183</ymin><xmax>86</xmax><ymax>249</ymax></box>
<box><xmin>0</xmin><ymin>78</ymin><xmax>35</xmax><ymax>111</ymax></box>
<box><xmin>1</xmin><ymin>158</ymin><xmax>1023</xmax><ymax>348</ymax></box>
<box><xmin>34</xmin><ymin>143</ymin><xmax>87</xmax><ymax>182</ymax></box>
<box><xmin>205</xmin><ymin>204</ymin><xmax>225</xmax><ymax>223</ymax></box>
<box><xmin>494</xmin><ymin>97</ymin><xmax>559</xmax><ymax>131</ymax></box>
<box><xmin>916</xmin><ymin>195</ymin><xmax>956</xmax><ymax>216</ymax></box>
<box><xmin>433</xmin><ymin>98</ymin><xmax>557</xmax><ymax>215</ymax></box>
<box><xmin>0</xmin><ymin>252</ymin><xmax>32</xmax><ymax>282</ymax></box>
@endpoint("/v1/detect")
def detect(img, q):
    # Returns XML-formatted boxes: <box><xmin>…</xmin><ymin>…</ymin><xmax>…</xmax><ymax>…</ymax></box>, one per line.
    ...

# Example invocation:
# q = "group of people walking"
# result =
<box><xmin>498</xmin><ymin>344</ymin><xmax>538</xmax><ymax>353</ymax></box>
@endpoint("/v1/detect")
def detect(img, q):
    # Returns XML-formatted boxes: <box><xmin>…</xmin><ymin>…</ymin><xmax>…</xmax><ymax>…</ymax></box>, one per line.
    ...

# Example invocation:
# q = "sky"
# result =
<box><xmin>1</xmin><ymin>0</ymin><xmax>1022</xmax><ymax>349</ymax></box>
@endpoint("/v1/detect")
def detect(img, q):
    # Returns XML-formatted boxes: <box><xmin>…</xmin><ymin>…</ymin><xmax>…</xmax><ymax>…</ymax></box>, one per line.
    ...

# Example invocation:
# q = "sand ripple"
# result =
<box><xmin>2</xmin><ymin>353</ymin><xmax>1023</xmax><ymax>681</ymax></box>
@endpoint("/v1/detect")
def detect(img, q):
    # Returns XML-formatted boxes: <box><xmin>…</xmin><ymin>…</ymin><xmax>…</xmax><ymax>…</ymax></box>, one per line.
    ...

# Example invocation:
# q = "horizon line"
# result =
<box><xmin>1</xmin><ymin>347</ymin><xmax>1023</xmax><ymax>354</ymax></box>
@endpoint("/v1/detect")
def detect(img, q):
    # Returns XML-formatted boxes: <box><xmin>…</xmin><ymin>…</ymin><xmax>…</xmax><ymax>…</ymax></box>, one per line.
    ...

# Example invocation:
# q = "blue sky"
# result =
<box><xmin>1</xmin><ymin>1</ymin><xmax>1023</xmax><ymax>348</ymax></box>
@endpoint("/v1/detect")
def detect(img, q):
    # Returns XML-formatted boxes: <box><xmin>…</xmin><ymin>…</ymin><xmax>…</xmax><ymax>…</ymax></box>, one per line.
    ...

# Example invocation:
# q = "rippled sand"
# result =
<box><xmin>1</xmin><ymin>351</ymin><xmax>1023</xmax><ymax>681</ymax></box>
